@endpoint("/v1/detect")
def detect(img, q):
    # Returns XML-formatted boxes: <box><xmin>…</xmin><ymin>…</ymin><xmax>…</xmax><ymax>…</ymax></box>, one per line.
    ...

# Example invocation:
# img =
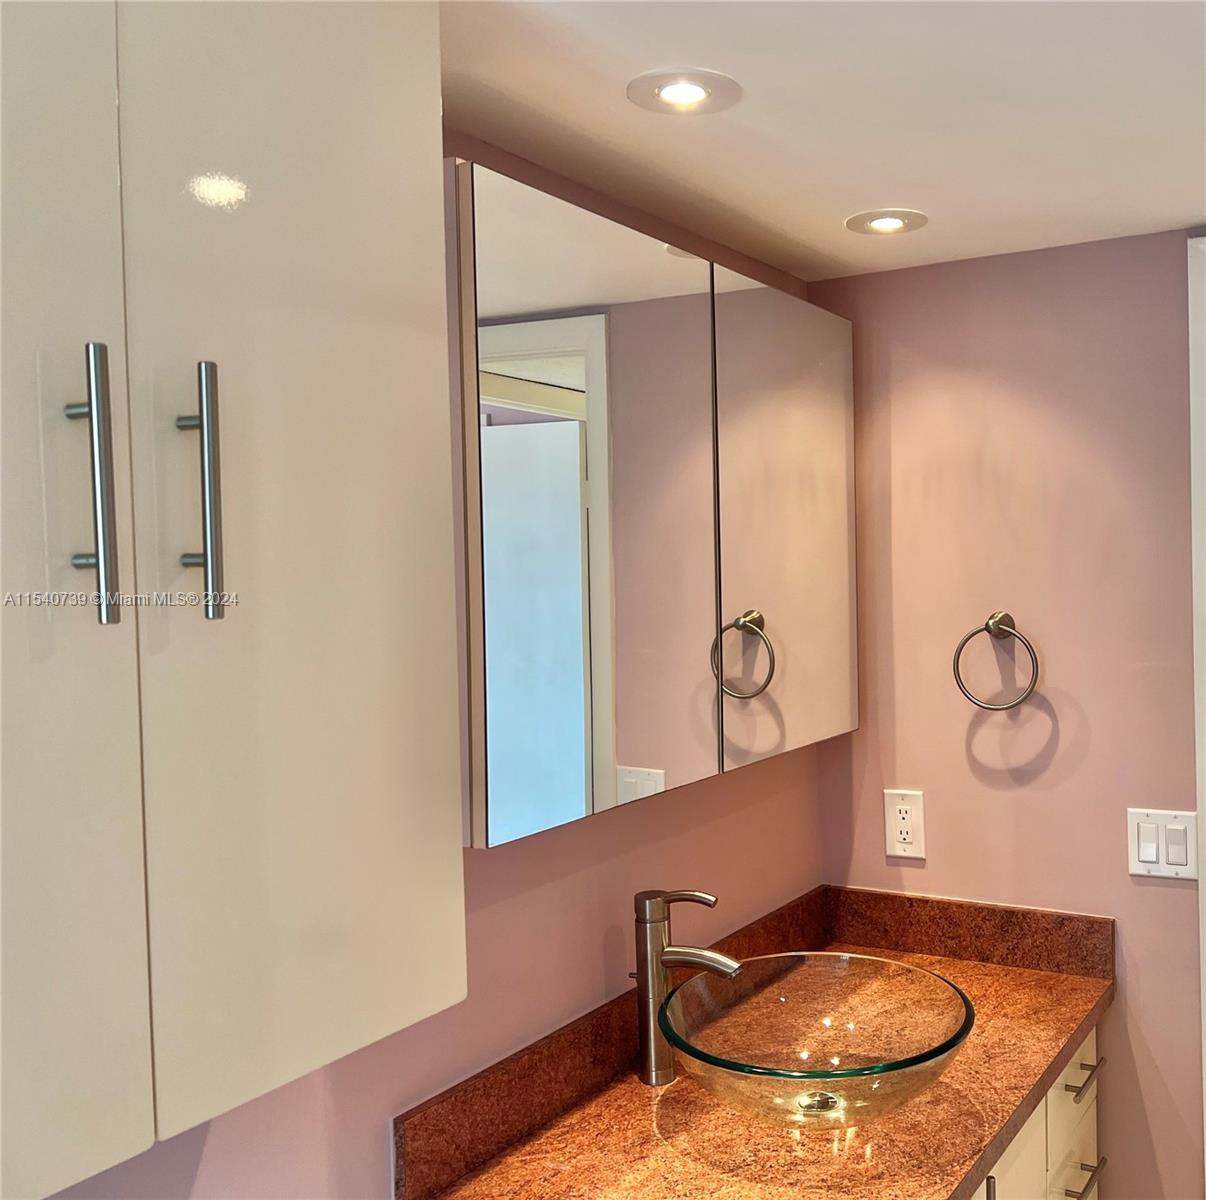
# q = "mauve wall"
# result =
<box><xmin>55</xmin><ymin>229</ymin><xmax>1199</xmax><ymax>1200</ymax></box>
<box><xmin>54</xmin><ymin>749</ymin><xmax>824</xmax><ymax>1200</ymax></box>
<box><xmin>810</xmin><ymin>230</ymin><xmax>1201</xmax><ymax>1200</ymax></box>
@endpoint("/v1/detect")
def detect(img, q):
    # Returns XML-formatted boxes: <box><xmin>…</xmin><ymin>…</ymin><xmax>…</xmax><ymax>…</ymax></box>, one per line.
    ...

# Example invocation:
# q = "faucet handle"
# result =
<box><xmin>634</xmin><ymin>889</ymin><xmax>718</xmax><ymax>921</ymax></box>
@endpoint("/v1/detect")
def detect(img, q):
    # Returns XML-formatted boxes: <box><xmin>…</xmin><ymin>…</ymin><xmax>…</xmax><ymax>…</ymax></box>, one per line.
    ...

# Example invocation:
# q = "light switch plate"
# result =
<box><xmin>617</xmin><ymin>766</ymin><xmax>665</xmax><ymax>806</ymax></box>
<box><xmin>884</xmin><ymin>789</ymin><xmax>925</xmax><ymax>860</ymax></box>
<box><xmin>1127</xmin><ymin>808</ymin><xmax>1198</xmax><ymax>879</ymax></box>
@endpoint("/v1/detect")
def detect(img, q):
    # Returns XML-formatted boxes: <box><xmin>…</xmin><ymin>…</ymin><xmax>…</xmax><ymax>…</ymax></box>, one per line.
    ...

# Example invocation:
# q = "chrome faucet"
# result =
<box><xmin>634</xmin><ymin>889</ymin><xmax>742</xmax><ymax>1086</ymax></box>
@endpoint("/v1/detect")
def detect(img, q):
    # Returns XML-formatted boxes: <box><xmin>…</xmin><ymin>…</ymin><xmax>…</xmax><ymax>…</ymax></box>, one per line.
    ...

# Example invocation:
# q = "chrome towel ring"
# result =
<box><xmin>953</xmin><ymin>611</ymin><xmax>1039</xmax><ymax>711</ymax></box>
<box><xmin>711</xmin><ymin>609</ymin><xmax>776</xmax><ymax>700</ymax></box>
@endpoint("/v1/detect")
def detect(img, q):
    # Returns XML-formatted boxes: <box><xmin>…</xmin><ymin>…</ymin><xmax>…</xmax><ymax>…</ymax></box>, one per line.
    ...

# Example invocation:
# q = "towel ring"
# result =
<box><xmin>953</xmin><ymin>611</ymin><xmax>1039</xmax><ymax>711</ymax></box>
<box><xmin>711</xmin><ymin>609</ymin><xmax>776</xmax><ymax>700</ymax></box>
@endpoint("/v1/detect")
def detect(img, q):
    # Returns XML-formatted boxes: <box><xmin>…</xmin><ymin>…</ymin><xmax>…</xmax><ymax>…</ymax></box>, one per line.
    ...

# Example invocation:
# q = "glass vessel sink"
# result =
<box><xmin>659</xmin><ymin>952</ymin><xmax>974</xmax><ymax>1127</ymax></box>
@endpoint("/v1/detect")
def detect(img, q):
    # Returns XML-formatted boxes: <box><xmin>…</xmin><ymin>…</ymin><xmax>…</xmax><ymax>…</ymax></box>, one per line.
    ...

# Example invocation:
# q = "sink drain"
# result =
<box><xmin>797</xmin><ymin>1091</ymin><xmax>840</xmax><ymax>1113</ymax></box>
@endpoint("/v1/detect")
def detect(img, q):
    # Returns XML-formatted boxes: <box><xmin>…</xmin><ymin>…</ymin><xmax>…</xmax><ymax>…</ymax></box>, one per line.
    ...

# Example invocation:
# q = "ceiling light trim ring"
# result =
<box><xmin>844</xmin><ymin>209</ymin><xmax>929</xmax><ymax>235</ymax></box>
<box><xmin>626</xmin><ymin>68</ymin><xmax>743</xmax><ymax>115</ymax></box>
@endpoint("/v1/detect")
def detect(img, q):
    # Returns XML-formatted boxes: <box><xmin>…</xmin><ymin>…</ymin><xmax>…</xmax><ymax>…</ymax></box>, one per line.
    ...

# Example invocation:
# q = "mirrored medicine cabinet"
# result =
<box><xmin>447</xmin><ymin>159</ymin><xmax>856</xmax><ymax>847</ymax></box>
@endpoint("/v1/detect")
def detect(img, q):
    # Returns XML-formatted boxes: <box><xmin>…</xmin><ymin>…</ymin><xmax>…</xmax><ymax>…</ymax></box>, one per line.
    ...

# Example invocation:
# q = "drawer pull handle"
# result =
<box><xmin>1064</xmin><ymin>1056</ymin><xmax>1105</xmax><ymax>1103</ymax></box>
<box><xmin>1064</xmin><ymin>1156</ymin><xmax>1107</xmax><ymax>1199</ymax></box>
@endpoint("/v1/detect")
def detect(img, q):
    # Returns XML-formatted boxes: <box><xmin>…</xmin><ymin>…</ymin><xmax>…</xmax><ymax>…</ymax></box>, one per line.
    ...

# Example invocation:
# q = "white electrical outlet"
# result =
<box><xmin>616</xmin><ymin>766</ymin><xmax>665</xmax><ymax>806</ymax></box>
<box><xmin>884</xmin><ymin>789</ymin><xmax>926</xmax><ymax>859</ymax></box>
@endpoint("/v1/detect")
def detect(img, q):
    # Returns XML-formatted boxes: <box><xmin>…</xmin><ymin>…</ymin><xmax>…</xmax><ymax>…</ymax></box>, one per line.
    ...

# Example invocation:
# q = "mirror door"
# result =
<box><xmin>458</xmin><ymin>164</ymin><xmax>719</xmax><ymax>845</ymax></box>
<box><xmin>713</xmin><ymin>267</ymin><xmax>858</xmax><ymax>767</ymax></box>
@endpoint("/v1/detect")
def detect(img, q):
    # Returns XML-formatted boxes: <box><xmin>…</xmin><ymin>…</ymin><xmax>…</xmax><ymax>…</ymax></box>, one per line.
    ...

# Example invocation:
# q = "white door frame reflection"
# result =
<box><xmin>478</xmin><ymin>315</ymin><xmax>617</xmax><ymax>841</ymax></box>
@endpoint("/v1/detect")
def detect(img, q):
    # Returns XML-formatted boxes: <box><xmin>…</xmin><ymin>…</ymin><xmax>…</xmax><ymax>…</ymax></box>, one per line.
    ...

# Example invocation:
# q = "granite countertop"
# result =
<box><xmin>437</xmin><ymin>945</ymin><xmax>1112</xmax><ymax>1200</ymax></box>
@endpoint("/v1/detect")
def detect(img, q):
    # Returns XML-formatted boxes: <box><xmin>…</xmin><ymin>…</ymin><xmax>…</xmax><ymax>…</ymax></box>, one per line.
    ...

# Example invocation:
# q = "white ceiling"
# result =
<box><xmin>475</xmin><ymin>165</ymin><xmax>707</xmax><ymax>316</ymax></box>
<box><xmin>441</xmin><ymin>1</ymin><xmax>1206</xmax><ymax>282</ymax></box>
<box><xmin>474</xmin><ymin>166</ymin><xmax>761</xmax><ymax>316</ymax></box>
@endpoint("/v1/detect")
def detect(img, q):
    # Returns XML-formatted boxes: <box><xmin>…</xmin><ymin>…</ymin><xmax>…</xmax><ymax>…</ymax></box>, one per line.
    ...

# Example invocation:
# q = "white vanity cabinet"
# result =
<box><xmin>971</xmin><ymin>1029</ymin><xmax>1103</xmax><ymax>1200</ymax></box>
<box><xmin>1</xmin><ymin>3</ymin><xmax>466</xmax><ymax>1195</ymax></box>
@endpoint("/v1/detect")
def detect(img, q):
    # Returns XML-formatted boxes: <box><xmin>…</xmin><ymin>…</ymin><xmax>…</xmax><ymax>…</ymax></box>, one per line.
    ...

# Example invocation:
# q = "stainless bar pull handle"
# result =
<box><xmin>176</xmin><ymin>361</ymin><xmax>225</xmax><ymax>620</ymax></box>
<box><xmin>1064</xmin><ymin>1057</ymin><xmax>1105</xmax><ymax>1103</ymax></box>
<box><xmin>1064</xmin><ymin>1157</ymin><xmax>1106</xmax><ymax>1199</ymax></box>
<box><xmin>65</xmin><ymin>342</ymin><xmax>120</xmax><ymax>625</ymax></box>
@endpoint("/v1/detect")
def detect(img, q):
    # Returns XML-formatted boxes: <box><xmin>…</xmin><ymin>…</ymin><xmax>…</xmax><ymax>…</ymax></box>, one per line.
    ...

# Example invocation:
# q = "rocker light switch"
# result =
<box><xmin>1167</xmin><ymin>824</ymin><xmax>1189</xmax><ymax>867</ymax></box>
<box><xmin>1137</xmin><ymin>822</ymin><xmax>1159</xmax><ymax>864</ymax></box>
<box><xmin>1128</xmin><ymin>808</ymin><xmax>1198</xmax><ymax>879</ymax></box>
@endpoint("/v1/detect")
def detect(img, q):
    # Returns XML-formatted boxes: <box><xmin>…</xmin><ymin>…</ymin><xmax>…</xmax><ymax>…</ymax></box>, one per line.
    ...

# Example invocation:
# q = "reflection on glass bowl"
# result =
<box><xmin>659</xmin><ymin>952</ymin><xmax>974</xmax><ymax>1127</ymax></box>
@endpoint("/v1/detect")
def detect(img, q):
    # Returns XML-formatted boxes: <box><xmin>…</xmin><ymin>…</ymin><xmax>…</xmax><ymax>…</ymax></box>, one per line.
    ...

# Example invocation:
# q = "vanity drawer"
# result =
<box><xmin>981</xmin><ymin>1099</ymin><xmax>1047</xmax><ymax>1199</ymax></box>
<box><xmin>1047</xmin><ymin>1099</ymin><xmax>1101</xmax><ymax>1199</ymax></box>
<box><xmin>1047</xmin><ymin>1029</ymin><xmax>1101</xmax><ymax>1162</ymax></box>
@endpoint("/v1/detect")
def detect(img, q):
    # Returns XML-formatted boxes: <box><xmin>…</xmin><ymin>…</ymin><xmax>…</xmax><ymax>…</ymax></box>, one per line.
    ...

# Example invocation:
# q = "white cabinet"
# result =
<box><xmin>986</xmin><ymin>1100</ymin><xmax>1048</xmax><ymax>1199</ymax></box>
<box><xmin>1</xmin><ymin>5</ymin><xmax>154</xmax><ymax>1197</ymax></box>
<box><xmin>1047</xmin><ymin>1100</ymin><xmax>1099</xmax><ymax>1200</ymax></box>
<box><xmin>972</xmin><ymin>1028</ymin><xmax>1103</xmax><ymax>1200</ymax></box>
<box><xmin>1046</xmin><ymin>1029</ymin><xmax>1100</xmax><ymax>1165</ymax></box>
<box><xmin>1</xmin><ymin>1</ymin><xmax>466</xmax><ymax>1192</ymax></box>
<box><xmin>116</xmin><ymin>0</ymin><xmax>467</xmax><ymax>1139</ymax></box>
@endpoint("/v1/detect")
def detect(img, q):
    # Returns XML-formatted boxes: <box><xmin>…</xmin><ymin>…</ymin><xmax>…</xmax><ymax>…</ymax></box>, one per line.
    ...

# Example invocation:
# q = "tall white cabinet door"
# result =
<box><xmin>116</xmin><ymin>2</ymin><xmax>467</xmax><ymax>1136</ymax></box>
<box><xmin>0</xmin><ymin>3</ymin><xmax>154</xmax><ymax>1195</ymax></box>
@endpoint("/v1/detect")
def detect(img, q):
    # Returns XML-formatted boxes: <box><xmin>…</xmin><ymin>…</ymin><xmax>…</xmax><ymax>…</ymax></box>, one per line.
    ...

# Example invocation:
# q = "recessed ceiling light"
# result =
<box><xmin>845</xmin><ymin>209</ymin><xmax>928</xmax><ymax>235</ymax></box>
<box><xmin>626</xmin><ymin>68</ymin><xmax>742</xmax><ymax>115</ymax></box>
<box><xmin>659</xmin><ymin>81</ymin><xmax>708</xmax><ymax>107</ymax></box>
